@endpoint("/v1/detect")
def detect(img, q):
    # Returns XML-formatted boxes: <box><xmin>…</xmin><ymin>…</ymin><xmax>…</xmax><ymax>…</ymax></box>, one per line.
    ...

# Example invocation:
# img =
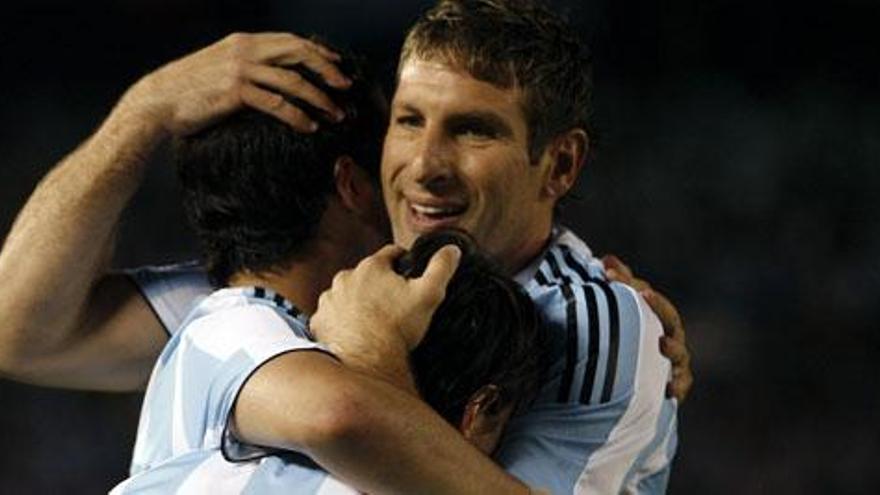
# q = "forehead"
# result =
<box><xmin>394</xmin><ymin>59</ymin><xmax>527</xmax><ymax>122</ymax></box>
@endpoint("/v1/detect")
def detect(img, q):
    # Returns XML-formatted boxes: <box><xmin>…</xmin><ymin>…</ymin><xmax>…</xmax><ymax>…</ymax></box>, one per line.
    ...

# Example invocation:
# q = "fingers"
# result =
<box><xmin>659</xmin><ymin>335</ymin><xmax>689</xmax><ymax>366</ymax></box>
<box><xmin>626</xmin><ymin>277</ymin><xmax>652</xmax><ymax>292</ymax></box>
<box><xmin>209</xmin><ymin>33</ymin><xmax>352</xmax><ymax>133</ymax></box>
<box><xmin>240</xmin><ymin>85</ymin><xmax>319</xmax><ymax>133</ymax></box>
<box><xmin>666</xmin><ymin>363</ymin><xmax>694</xmax><ymax>402</ymax></box>
<box><xmin>254</xmin><ymin>33</ymin><xmax>341</xmax><ymax>62</ymax></box>
<box><xmin>602</xmin><ymin>254</ymin><xmax>634</xmax><ymax>281</ymax></box>
<box><xmin>308</xmin><ymin>39</ymin><xmax>343</xmax><ymax>63</ymax></box>
<box><xmin>245</xmin><ymin>63</ymin><xmax>344</xmax><ymax>121</ymax></box>
<box><xmin>276</xmin><ymin>48</ymin><xmax>352</xmax><ymax>90</ymax></box>
<box><xmin>644</xmin><ymin>288</ymin><xmax>693</xmax><ymax>403</ymax></box>
<box><xmin>250</xmin><ymin>33</ymin><xmax>351</xmax><ymax>89</ymax></box>
<box><xmin>641</xmin><ymin>288</ymin><xmax>683</xmax><ymax>338</ymax></box>
<box><xmin>415</xmin><ymin>244</ymin><xmax>462</xmax><ymax>295</ymax></box>
<box><xmin>603</xmin><ymin>254</ymin><xmax>653</xmax><ymax>291</ymax></box>
<box><xmin>398</xmin><ymin>244</ymin><xmax>460</xmax><ymax>349</ymax></box>
<box><xmin>661</xmin><ymin>335</ymin><xmax>693</xmax><ymax>402</ymax></box>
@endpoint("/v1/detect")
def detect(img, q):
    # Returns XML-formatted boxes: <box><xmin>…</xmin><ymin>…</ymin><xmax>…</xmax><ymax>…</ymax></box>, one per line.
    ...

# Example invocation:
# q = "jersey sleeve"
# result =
<box><xmin>496</xmin><ymin>282</ymin><xmax>678</xmax><ymax>495</ymax></box>
<box><xmin>131</xmin><ymin>302</ymin><xmax>332</xmax><ymax>473</ymax></box>
<box><xmin>193</xmin><ymin>305</ymin><xmax>334</xmax><ymax>461</ymax></box>
<box><xmin>124</xmin><ymin>261</ymin><xmax>213</xmax><ymax>336</ymax></box>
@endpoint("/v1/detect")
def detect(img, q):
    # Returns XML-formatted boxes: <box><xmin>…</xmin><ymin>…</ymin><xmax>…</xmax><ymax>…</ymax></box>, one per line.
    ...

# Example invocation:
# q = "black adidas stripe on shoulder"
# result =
<box><xmin>579</xmin><ymin>284</ymin><xmax>601</xmax><ymax>404</ymax></box>
<box><xmin>532</xmin><ymin>245</ymin><xmax>623</xmax><ymax>405</ymax></box>
<box><xmin>595</xmin><ymin>280</ymin><xmax>620</xmax><ymax>403</ymax></box>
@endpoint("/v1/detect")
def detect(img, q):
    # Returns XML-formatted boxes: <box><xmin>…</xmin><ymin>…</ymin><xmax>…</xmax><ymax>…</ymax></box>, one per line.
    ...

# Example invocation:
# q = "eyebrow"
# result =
<box><xmin>396</xmin><ymin>102</ymin><xmax>419</xmax><ymax>113</ymax></box>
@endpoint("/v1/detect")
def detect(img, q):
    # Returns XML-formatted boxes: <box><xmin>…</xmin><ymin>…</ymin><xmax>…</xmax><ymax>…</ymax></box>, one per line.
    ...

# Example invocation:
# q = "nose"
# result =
<box><xmin>410</xmin><ymin>127</ymin><xmax>457</xmax><ymax>193</ymax></box>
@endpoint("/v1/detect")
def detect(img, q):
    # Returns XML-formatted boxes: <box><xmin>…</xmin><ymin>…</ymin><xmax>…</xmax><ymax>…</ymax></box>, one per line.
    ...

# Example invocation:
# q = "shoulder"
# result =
<box><xmin>498</xmin><ymin>230</ymin><xmax>676</xmax><ymax>493</ymax></box>
<box><xmin>161</xmin><ymin>288</ymin><xmax>317</xmax><ymax>368</ymax></box>
<box><xmin>125</xmin><ymin>260</ymin><xmax>210</xmax><ymax>294</ymax></box>
<box><xmin>123</xmin><ymin>261</ymin><xmax>213</xmax><ymax>336</ymax></box>
<box><xmin>517</xmin><ymin>228</ymin><xmax>667</xmax><ymax>406</ymax></box>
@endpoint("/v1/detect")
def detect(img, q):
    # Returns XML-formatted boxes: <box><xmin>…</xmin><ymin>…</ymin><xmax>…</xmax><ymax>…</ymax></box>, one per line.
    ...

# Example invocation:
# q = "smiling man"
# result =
<box><xmin>269</xmin><ymin>2</ymin><xmax>680</xmax><ymax>488</ymax></box>
<box><xmin>382</xmin><ymin>0</ymin><xmax>599</xmax><ymax>278</ymax></box>
<box><xmin>363</xmin><ymin>2</ymin><xmax>679</xmax><ymax>491</ymax></box>
<box><xmin>0</xmin><ymin>1</ymin><xmax>689</xmax><ymax>494</ymax></box>
<box><xmin>384</xmin><ymin>60</ymin><xmax>552</xmax><ymax>273</ymax></box>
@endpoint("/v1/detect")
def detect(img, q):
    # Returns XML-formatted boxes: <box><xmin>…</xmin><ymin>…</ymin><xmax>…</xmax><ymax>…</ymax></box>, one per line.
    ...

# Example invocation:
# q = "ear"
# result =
<box><xmin>459</xmin><ymin>384</ymin><xmax>513</xmax><ymax>454</ymax></box>
<box><xmin>541</xmin><ymin>128</ymin><xmax>588</xmax><ymax>200</ymax></box>
<box><xmin>459</xmin><ymin>384</ymin><xmax>502</xmax><ymax>439</ymax></box>
<box><xmin>333</xmin><ymin>155</ymin><xmax>376</xmax><ymax>216</ymax></box>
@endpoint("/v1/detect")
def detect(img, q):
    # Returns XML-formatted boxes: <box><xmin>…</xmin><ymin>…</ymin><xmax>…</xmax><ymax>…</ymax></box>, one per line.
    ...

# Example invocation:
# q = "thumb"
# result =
<box><xmin>413</xmin><ymin>244</ymin><xmax>462</xmax><ymax>303</ymax></box>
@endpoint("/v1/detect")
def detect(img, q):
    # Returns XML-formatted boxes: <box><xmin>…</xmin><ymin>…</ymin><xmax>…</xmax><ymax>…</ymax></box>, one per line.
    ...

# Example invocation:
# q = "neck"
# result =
<box><xmin>227</xmin><ymin>236</ymin><xmax>358</xmax><ymax>315</ymax></box>
<box><xmin>504</xmin><ymin>223</ymin><xmax>554</xmax><ymax>276</ymax></box>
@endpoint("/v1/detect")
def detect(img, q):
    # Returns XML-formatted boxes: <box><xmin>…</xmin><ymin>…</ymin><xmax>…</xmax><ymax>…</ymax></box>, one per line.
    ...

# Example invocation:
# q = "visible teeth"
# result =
<box><xmin>412</xmin><ymin>204</ymin><xmax>457</xmax><ymax>216</ymax></box>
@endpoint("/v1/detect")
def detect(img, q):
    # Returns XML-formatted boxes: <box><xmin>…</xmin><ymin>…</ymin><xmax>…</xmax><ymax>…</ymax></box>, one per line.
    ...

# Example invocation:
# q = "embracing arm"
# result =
<box><xmin>233</xmin><ymin>246</ymin><xmax>534</xmax><ymax>494</ymax></box>
<box><xmin>234</xmin><ymin>350</ymin><xmax>530</xmax><ymax>495</ymax></box>
<box><xmin>0</xmin><ymin>33</ymin><xmax>350</xmax><ymax>391</ymax></box>
<box><xmin>0</xmin><ymin>100</ymin><xmax>169</xmax><ymax>390</ymax></box>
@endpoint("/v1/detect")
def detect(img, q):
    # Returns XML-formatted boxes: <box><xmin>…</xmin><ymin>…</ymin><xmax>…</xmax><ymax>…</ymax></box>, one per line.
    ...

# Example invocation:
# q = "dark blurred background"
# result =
<box><xmin>1</xmin><ymin>0</ymin><xmax>877</xmax><ymax>493</ymax></box>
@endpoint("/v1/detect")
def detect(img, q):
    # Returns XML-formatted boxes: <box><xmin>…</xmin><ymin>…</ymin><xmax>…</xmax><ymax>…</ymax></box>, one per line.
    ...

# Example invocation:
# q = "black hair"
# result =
<box><xmin>395</xmin><ymin>229</ymin><xmax>550</xmax><ymax>426</ymax></box>
<box><xmin>176</xmin><ymin>50</ymin><xmax>388</xmax><ymax>286</ymax></box>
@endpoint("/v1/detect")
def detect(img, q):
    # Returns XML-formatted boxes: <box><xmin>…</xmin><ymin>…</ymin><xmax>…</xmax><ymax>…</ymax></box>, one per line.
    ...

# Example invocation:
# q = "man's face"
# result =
<box><xmin>381</xmin><ymin>59</ymin><xmax>555</xmax><ymax>273</ymax></box>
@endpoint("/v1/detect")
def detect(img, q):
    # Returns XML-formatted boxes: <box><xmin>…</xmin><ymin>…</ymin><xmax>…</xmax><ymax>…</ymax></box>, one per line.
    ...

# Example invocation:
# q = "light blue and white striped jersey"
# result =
<box><xmin>499</xmin><ymin>227</ymin><xmax>677</xmax><ymax>494</ymax></box>
<box><xmin>110</xmin><ymin>287</ymin><xmax>356</xmax><ymax>494</ymax></box>
<box><xmin>129</xmin><ymin>226</ymin><xmax>677</xmax><ymax>494</ymax></box>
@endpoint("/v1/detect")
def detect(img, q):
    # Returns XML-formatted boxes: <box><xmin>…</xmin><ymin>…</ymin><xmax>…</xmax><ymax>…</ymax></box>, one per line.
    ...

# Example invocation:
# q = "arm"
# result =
<box><xmin>0</xmin><ymin>33</ymin><xmax>350</xmax><ymax>390</ymax></box>
<box><xmin>234</xmin><ymin>245</ymin><xmax>532</xmax><ymax>494</ymax></box>
<box><xmin>234</xmin><ymin>351</ymin><xmax>530</xmax><ymax>495</ymax></box>
<box><xmin>0</xmin><ymin>100</ymin><xmax>168</xmax><ymax>390</ymax></box>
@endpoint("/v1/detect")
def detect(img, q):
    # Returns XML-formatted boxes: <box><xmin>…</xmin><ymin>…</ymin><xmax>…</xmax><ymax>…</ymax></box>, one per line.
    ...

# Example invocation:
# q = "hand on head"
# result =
<box><xmin>121</xmin><ymin>32</ymin><xmax>351</xmax><ymax>137</ymax></box>
<box><xmin>309</xmin><ymin>242</ymin><xmax>461</xmax><ymax>388</ymax></box>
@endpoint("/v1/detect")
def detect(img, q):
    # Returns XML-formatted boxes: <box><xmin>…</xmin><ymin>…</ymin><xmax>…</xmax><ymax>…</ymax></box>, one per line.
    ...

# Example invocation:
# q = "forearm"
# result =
<box><xmin>0</xmin><ymin>32</ymin><xmax>348</xmax><ymax>385</ymax></box>
<box><xmin>236</xmin><ymin>351</ymin><xmax>529</xmax><ymax>495</ymax></box>
<box><xmin>321</xmin><ymin>331</ymin><xmax>419</xmax><ymax>396</ymax></box>
<box><xmin>0</xmin><ymin>92</ymin><xmax>164</xmax><ymax>366</ymax></box>
<box><xmin>310</xmin><ymin>370</ymin><xmax>529</xmax><ymax>495</ymax></box>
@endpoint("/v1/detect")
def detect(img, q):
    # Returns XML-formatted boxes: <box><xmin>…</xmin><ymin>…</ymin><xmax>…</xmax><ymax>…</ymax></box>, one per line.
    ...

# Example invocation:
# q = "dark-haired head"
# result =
<box><xmin>396</xmin><ymin>229</ymin><xmax>549</xmax><ymax>452</ymax></box>
<box><xmin>176</xmin><ymin>49</ymin><xmax>389</xmax><ymax>286</ymax></box>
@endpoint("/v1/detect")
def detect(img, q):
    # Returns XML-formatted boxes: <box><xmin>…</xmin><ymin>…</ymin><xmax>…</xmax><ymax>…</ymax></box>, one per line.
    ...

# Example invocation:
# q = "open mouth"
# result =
<box><xmin>411</xmin><ymin>203</ymin><xmax>466</xmax><ymax>219</ymax></box>
<box><xmin>408</xmin><ymin>201</ymin><xmax>468</xmax><ymax>228</ymax></box>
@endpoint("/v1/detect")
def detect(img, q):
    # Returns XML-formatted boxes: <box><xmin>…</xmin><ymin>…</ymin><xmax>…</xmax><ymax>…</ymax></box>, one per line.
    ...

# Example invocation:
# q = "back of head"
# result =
<box><xmin>395</xmin><ymin>230</ymin><xmax>549</xmax><ymax>427</ymax></box>
<box><xmin>176</xmin><ymin>50</ymin><xmax>388</xmax><ymax>286</ymax></box>
<box><xmin>401</xmin><ymin>0</ymin><xmax>593</xmax><ymax>160</ymax></box>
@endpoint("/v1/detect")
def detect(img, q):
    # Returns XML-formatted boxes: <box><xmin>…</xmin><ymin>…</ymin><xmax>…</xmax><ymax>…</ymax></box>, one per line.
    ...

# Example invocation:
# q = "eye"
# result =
<box><xmin>395</xmin><ymin>114</ymin><xmax>423</xmax><ymax>128</ymax></box>
<box><xmin>453</xmin><ymin>122</ymin><xmax>499</xmax><ymax>140</ymax></box>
